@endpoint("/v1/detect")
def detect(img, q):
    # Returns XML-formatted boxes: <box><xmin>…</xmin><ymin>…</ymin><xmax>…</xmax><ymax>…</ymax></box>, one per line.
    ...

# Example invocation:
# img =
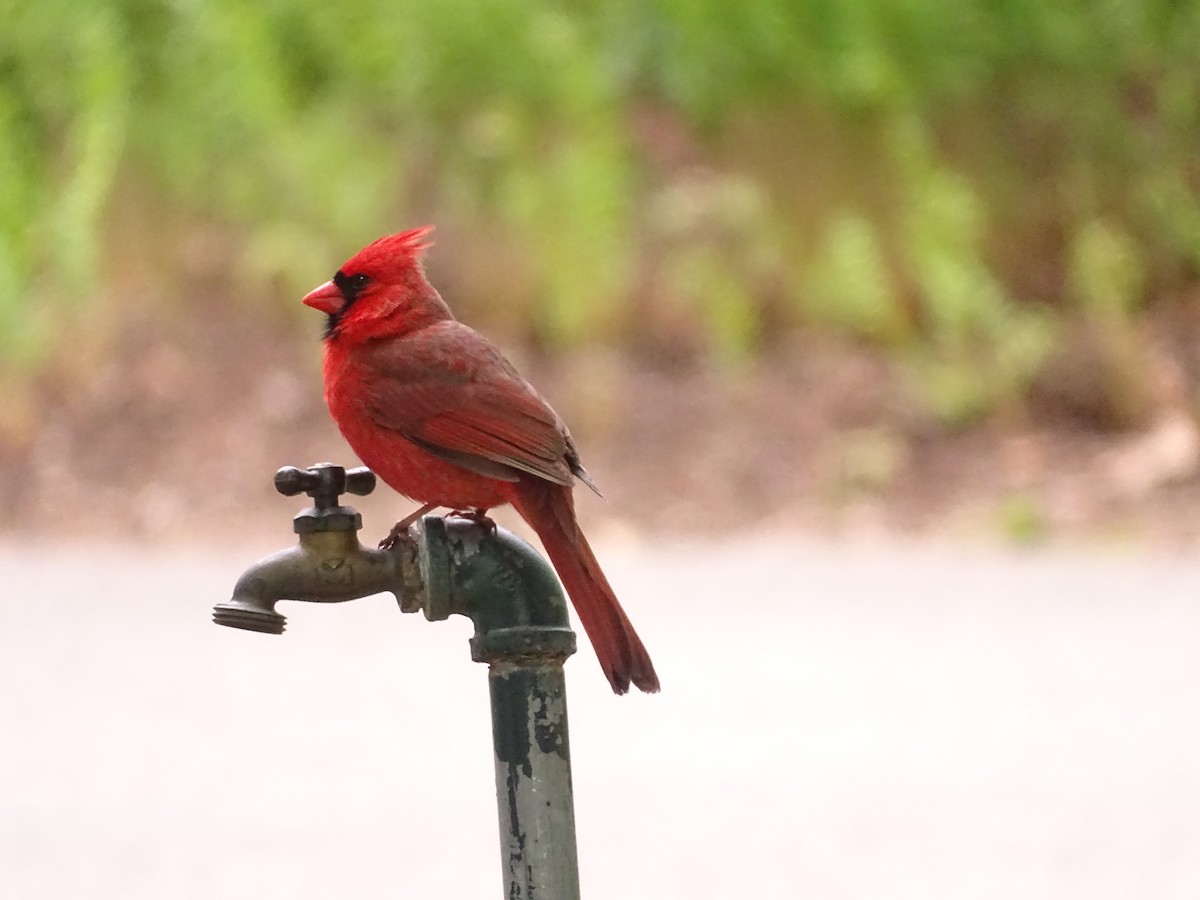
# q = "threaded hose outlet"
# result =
<box><xmin>213</xmin><ymin>601</ymin><xmax>287</xmax><ymax>634</ymax></box>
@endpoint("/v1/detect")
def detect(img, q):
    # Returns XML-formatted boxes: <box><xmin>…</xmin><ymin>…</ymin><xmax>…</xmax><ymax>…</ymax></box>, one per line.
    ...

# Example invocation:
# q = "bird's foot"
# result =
<box><xmin>448</xmin><ymin>507</ymin><xmax>497</xmax><ymax>535</ymax></box>
<box><xmin>379</xmin><ymin>503</ymin><xmax>438</xmax><ymax>550</ymax></box>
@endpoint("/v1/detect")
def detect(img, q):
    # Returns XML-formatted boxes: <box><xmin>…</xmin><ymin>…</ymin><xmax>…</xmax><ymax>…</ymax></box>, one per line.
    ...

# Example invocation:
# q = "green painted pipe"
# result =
<box><xmin>412</xmin><ymin>515</ymin><xmax>581</xmax><ymax>900</ymax></box>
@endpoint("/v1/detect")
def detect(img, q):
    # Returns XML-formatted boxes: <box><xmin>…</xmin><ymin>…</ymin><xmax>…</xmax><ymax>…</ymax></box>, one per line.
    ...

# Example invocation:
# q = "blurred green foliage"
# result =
<box><xmin>2</xmin><ymin>0</ymin><xmax>1198</xmax><ymax>424</ymax></box>
<box><xmin>997</xmin><ymin>491</ymin><xmax>1048</xmax><ymax>545</ymax></box>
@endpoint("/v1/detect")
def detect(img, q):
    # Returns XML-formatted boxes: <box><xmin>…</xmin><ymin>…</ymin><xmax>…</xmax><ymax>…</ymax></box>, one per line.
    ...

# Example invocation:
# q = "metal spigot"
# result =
<box><xmin>212</xmin><ymin>463</ymin><xmax>400</xmax><ymax>634</ymax></box>
<box><xmin>216</xmin><ymin>463</ymin><xmax>582</xmax><ymax>900</ymax></box>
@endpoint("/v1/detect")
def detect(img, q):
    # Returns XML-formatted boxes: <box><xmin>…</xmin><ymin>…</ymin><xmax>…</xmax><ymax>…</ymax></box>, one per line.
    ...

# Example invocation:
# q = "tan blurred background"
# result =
<box><xmin>2</xmin><ymin>2</ymin><xmax>1200</xmax><ymax>898</ymax></box>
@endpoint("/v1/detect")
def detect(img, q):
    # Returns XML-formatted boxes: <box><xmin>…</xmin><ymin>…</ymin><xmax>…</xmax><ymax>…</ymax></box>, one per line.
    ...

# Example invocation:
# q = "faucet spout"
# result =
<box><xmin>215</xmin><ymin>530</ymin><xmax>401</xmax><ymax>633</ymax></box>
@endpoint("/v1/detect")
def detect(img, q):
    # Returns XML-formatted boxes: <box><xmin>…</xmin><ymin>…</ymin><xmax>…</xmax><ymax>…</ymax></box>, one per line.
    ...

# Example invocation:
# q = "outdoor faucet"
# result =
<box><xmin>214</xmin><ymin>461</ymin><xmax>576</xmax><ymax>649</ymax></box>
<box><xmin>213</xmin><ymin>463</ymin><xmax>404</xmax><ymax>633</ymax></box>
<box><xmin>215</xmin><ymin>461</ymin><xmax>582</xmax><ymax>899</ymax></box>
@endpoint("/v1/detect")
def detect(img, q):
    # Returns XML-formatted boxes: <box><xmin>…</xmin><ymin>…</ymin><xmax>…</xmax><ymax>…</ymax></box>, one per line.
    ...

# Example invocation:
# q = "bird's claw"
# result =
<box><xmin>377</xmin><ymin>505</ymin><xmax>493</xmax><ymax>549</ymax></box>
<box><xmin>448</xmin><ymin>508</ymin><xmax>497</xmax><ymax>535</ymax></box>
<box><xmin>378</xmin><ymin>502</ymin><xmax>438</xmax><ymax>550</ymax></box>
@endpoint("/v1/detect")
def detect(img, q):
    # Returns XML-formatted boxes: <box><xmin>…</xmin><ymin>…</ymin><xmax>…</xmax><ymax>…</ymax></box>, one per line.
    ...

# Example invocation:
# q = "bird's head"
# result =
<box><xmin>302</xmin><ymin>226</ymin><xmax>448</xmax><ymax>340</ymax></box>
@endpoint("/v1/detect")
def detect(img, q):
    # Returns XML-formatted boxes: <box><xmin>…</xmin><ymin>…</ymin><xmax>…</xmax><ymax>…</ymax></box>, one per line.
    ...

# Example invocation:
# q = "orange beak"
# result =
<box><xmin>301</xmin><ymin>279</ymin><xmax>344</xmax><ymax>315</ymax></box>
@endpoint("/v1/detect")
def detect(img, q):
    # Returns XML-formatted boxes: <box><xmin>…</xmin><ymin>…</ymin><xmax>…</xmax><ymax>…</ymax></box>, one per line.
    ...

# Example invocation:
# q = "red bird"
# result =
<box><xmin>301</xmin><ymin>227</ymin><xmax>659</xmax><ymax>694</ymax></box>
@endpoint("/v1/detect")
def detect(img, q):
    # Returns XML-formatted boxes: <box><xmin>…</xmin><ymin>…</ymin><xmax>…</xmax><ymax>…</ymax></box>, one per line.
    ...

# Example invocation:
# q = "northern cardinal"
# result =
<box><xmin>301</xmin><ymin>227</ymin><xmax>659</xmax><ymax>694</ymax></box>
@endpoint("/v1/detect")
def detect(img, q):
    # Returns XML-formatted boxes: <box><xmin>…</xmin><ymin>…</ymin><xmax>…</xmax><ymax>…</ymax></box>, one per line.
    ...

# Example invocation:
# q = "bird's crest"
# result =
<box><xmin>338</xmin><ymin>226</ymin><xmax>436</xmax><ymax>278</ymax></box>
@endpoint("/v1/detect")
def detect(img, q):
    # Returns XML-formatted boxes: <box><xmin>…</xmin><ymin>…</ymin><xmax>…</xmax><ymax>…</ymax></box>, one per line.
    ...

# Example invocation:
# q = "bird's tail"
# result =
<box><xmin>514</xmin><ymin>485</ymin><xmax>660</xmax><ymax>694</ymax></box>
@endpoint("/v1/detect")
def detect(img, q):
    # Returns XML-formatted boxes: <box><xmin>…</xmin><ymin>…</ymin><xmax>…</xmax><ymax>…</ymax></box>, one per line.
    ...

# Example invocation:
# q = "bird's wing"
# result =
<box><xmin>357</xmin><ymin>325</ymin><xmax>577</xmax><ymax>487</ymax></box>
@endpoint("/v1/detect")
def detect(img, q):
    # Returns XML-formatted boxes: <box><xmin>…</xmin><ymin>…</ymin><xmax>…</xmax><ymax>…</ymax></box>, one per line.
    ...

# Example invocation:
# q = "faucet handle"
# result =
<box><xmin>274</xmin><ymin>463</ymin><xmax>376</xmax><ymax>508</ymax></box>
<box><xmin>273</xmin><ymin>463</ymin><xmax>376</xmax><ymax>534</ymax></box>
<box><xmin>345</xmin><ymin>468</ymin><xmax>377</xmax><ymax>496</ymax></box>
<box><xmin>274</xmin><ymin>466</ymin><xmax>319</xmax><ymax>497</ymax></box>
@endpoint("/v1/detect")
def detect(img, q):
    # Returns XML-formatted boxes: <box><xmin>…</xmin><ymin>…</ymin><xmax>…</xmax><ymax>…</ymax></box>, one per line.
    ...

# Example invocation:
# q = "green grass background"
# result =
<box><xmin>2</xmin><ymin>0</ymin><xmax>1197</xmax><ymax>426</ymax></box>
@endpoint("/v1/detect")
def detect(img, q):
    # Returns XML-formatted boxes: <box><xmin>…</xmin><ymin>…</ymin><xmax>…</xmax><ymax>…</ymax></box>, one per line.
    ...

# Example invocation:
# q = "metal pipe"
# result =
<box><xmin>487</xmin><ymin>664</ymin><xmax>580</xmax><ymax>900</ymax></box>
<box><xmin>411</xmin><ymin>516</ymin><xmax>581</xmax><ymax>900</ymax></box>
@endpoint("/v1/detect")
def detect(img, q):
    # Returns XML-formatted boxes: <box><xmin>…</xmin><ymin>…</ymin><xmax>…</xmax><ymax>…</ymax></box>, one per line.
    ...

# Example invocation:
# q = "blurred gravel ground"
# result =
<box><xmin>1</xmin><ymin>536</ymin><xmax>1198</xmax><ymax>899</ymax></box>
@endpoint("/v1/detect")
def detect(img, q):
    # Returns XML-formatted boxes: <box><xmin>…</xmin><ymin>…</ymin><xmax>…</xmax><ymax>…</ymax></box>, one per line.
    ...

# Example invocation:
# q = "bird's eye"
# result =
<box><xmin>349</xmin><ymin>274</ymin><xmax>370</xmax><ymax>290</ymax></box>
